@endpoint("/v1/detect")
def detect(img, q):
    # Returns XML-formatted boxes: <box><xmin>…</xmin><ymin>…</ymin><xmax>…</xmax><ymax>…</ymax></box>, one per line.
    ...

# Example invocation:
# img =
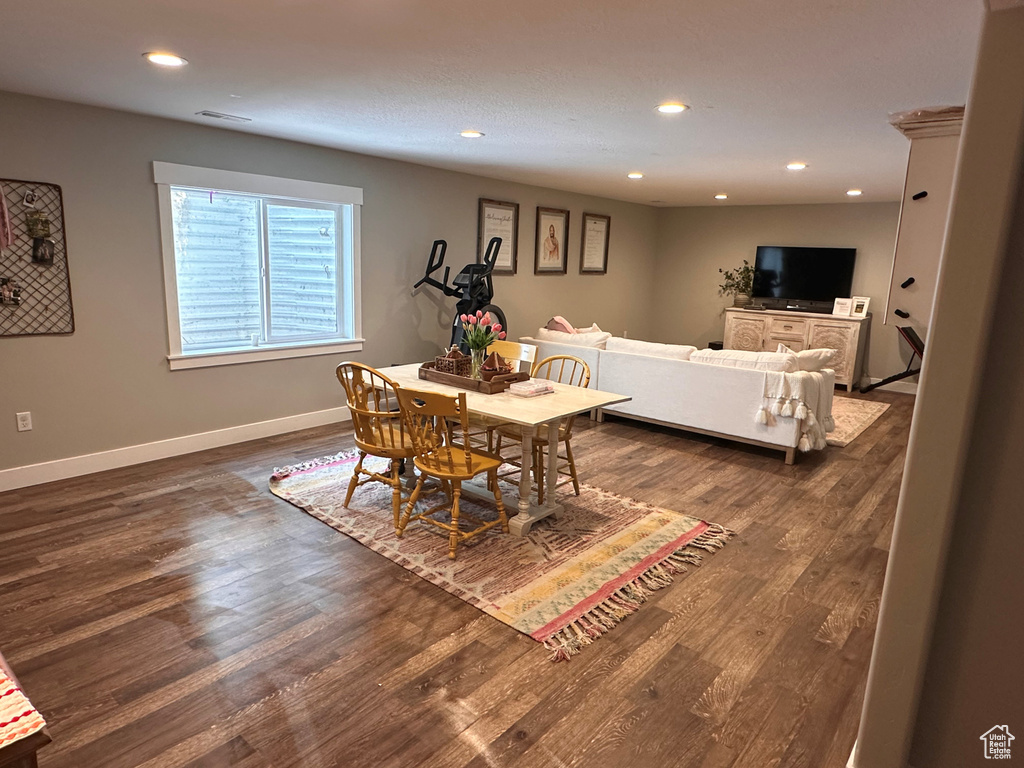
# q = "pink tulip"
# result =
<box><xmin>460</xmin><ymin>313</ymin><xmax>468</xmax><ymax>322</ymax></box>
<box><xmin>492</xmin><ymin>323</ymin><xmax>502</xmax><ymax>332</ymax></box>
<box><xmin>469</xmin><ymin>315</ymin><xmax>477</xmax><ymax>324</ymax></box>
<box><xmin>476</xmin><ymin>310</ymin><xmax>483</xmax><ymax>318</ymax></box>
<box><xmin>498</xmin><ymin>331</ymin><xmax>506</xmax><ymax>339</ymax></box>
<box><xmin>482</xmin><ymin>313</ymin><xmax>492</xmax><ymax>326</ymax></box>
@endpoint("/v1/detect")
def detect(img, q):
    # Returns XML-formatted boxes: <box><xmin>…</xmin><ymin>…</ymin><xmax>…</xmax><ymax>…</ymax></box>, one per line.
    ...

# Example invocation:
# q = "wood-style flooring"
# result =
<box><xmin>0</xmin><ymin>391</ymin><xmax>912</xmax><ymax>768</ymax></box>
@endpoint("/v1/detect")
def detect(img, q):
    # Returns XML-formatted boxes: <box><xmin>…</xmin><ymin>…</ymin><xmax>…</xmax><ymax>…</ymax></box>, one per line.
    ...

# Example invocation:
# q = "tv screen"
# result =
<box><xmin>752</xmin><ymin>246</ymin><xmax>856</xmax><ymax>303</ymax></box>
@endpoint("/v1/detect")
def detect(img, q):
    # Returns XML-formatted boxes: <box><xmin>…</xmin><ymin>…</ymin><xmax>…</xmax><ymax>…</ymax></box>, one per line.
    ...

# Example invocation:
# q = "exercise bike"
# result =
<box><xmin>412</xmin><ymin>237</ymin><xmax>508</xmax><ymax>351</ymax></box>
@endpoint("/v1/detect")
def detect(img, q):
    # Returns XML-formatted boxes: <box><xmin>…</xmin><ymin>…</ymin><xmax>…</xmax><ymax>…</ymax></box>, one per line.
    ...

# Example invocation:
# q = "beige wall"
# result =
<box><xmin>652</xmin><ymin>203</ymin><xmax>903</xmax><ymax>382</ymax></box>
<box><xmin>0</xmin><ymin>91</ymin><xmax>658</xmax><ymax>472</ymax></box>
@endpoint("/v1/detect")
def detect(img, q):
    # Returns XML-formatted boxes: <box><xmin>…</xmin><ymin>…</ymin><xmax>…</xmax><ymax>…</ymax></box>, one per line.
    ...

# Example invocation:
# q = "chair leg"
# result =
<box><xmin>565</xmin><ymin>439</ymin><xmax>581</xmax><ymax>496</ymax></box>
<box><xmin>449</xmin><ymin>482</ymin><xmax>462</xmax><ymax>560</ymax></box>
<box><xmin>491</xmin><ymin>470</ymin><xmax>509</xmax><ymax>534</ymax></box>
<box><xmin>344</xmin><ymin>451</ymin><xmax>367</xmax><ymax>508</ymax></box>
<box><xmin>398</xmin><ymin>474</ymin><xmax>426</xmax><ymax>536</ymax></box>
<box><xmin>390</xmin><ymin>461</ymin><xmax>403</xmax><ymax>530</ymax></box>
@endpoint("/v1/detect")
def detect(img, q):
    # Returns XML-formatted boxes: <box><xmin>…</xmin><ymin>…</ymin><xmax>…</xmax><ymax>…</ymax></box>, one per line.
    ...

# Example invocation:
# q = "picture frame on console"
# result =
<box><xmin>535</xmin><ymin>207</ymin><xmax>569</xmax><ymax>274</ymax></box>
<box><xmin>580</xmin><ymin>212</ymin><xmax>610</xmax><ymax>274</ymax></box>
<box><xmin>833</xmin><ymin>298</ymin><xmax>853</xmax><ymax>317</ymax></box>
<box><xmin>478</xmin><ymin>198</ymin><xmax>518</xmax><ymax>275</ymax></box>
<box><xmin>851</xmin><ymin>296</ymin><xmax>871</xmax><ymax>318</ymax></box>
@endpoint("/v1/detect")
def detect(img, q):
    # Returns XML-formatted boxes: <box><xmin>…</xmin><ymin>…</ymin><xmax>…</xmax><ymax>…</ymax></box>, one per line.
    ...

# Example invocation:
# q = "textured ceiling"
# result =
<box><xmin>0</xmin><ymin>0</ymin><xmax>984</xmax><ymax>206</ymax></box>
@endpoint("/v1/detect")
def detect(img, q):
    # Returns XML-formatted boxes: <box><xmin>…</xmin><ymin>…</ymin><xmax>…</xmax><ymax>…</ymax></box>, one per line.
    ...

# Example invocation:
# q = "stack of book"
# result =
<box><xmin>509</xmin><ymin>380</ymin><xmax>555</xmax><ymax>398</ymax></box>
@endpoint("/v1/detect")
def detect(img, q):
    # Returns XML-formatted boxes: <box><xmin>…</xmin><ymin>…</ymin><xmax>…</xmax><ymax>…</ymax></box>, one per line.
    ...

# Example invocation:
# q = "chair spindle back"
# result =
<box><xmin>532</xmin><ymin>355</ymin><xmax>591</xmax><ymax>388</ymax></box>
<box><xmin>336</xmin><ymin>362</ymin><xmax>408</xmax><ymax>453</ymax></box>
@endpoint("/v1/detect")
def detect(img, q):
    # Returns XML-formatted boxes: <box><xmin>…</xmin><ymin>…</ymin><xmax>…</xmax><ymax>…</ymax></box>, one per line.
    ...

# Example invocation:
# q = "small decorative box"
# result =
<box><xmin>434</xmin><ymin>347</ymin><xmax>472</xmax><ymax>377</ymax></box>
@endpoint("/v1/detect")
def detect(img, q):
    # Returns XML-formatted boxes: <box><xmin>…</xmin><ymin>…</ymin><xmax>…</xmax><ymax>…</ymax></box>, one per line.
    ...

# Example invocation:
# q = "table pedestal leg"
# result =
<box><xmin>546</xmin><ymin>420</ymin><xmax>563</xmax><ymax>518</ymax></box>
<box><xmin>507</xmin><ymin>421</ymin><xmax>565</xmax><ymax>536</ymax></box>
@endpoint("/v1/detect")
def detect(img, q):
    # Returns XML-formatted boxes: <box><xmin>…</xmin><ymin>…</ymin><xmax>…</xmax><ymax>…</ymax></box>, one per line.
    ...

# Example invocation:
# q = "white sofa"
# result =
<box><xmin>521</xmin><ymin>335</ymin><xmax>834</xmax><ymax>464</ymax></box>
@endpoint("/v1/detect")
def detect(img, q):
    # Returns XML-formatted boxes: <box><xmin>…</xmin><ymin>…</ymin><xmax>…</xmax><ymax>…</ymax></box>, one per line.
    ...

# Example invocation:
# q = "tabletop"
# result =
<box><xmin>382</xmin><ymin>363</ymin><xmax>630</xmax><ymax>427</ymax></box>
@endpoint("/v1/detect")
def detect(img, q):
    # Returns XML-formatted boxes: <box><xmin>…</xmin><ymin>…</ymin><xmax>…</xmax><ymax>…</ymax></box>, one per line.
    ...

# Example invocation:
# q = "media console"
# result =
<box><xmin>723</xmin><ymin>308</ymin><xmax>870</xmax><ymax>391</ymax></box>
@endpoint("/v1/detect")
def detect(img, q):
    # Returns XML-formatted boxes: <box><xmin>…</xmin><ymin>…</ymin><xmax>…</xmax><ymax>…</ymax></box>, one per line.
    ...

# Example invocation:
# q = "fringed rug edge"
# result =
<box><xmin>536</xmin><ymin>523</ymin><xmax>734</xmax><ymax>661</ymax></box>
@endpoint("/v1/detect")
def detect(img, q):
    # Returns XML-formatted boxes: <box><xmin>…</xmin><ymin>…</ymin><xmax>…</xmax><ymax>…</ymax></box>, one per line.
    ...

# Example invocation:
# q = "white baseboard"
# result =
<box><xmin>863</xmin><ymin>376</ymin><xmax>919</xmax><ymax>395</ymax></box>
<box><xmin>0</xmin><ymin>406</ymin><xmax>352</xmax><ymax>493</ymax></box>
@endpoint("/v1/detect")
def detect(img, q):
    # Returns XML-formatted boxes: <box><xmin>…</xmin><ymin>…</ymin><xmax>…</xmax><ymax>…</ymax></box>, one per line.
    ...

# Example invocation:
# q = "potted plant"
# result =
<box><xmin>719</xmin><ymin>260</ymin><xmax>754</xmax><ymax>307</ymax></box>
<box><xmin>459</xmin><ymin>310</ymin><xmax>507</xmax><ymax>378</ymax></box>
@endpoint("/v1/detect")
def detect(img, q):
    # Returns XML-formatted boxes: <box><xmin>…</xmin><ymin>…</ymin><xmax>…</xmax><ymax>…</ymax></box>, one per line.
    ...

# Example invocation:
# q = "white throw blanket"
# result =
<box><xmin>756</xmin><ymin>370</ymin><xmax>835</xmax><ymax>452</ymax></box>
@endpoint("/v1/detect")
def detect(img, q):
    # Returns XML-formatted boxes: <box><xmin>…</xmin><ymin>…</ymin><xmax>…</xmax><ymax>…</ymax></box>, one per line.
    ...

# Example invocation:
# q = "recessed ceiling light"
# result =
<box><xmin>847</xmin><ymin>189</ymin><xmax>863</xmax><ymax>196</ymax></box>
<box><xmin>714</xmin><ymin>194</ymin><xmax>728</xmax><ymax>200</ymax></box>
<box><xmin>460</xmin><ymin>130</ymin><xmax>484</xmax><ymax>138</ymax></box>
<box><xmin>144</xmin><ymin>52</ymin><xmax>188</xmax><ymax>67</ymax></box>
<box><xmin>656</xmin><ymin>103</ymin><xmax>688</xmax><ymax>114</ymax></box>
<box><xmin>627</xmin><ymin>172</ymin><xmax>644</xmax><ymax>179</ymax></box>
<box><xmin>786</xmin><ymin>162</ymin><xmax>808</xmax><ymax>171</ymax></box>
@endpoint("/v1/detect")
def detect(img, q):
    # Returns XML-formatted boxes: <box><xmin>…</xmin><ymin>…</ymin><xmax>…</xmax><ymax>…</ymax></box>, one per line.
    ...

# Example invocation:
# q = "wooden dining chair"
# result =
<box><xmin>396</xmin><ymin>388</ymin><xmax>509</xmax><ymax>559</ymax></box>
<box><xmin>488</xmin><ymin>339</ymin><xmax>537</xmax><ymax>373</ymax></box>
<box><xmin>336</xmin><ymin>362</ymin><xmax>416</xmax><ymax>532</ymax></box>
<box><xmin>463</xmin><ymin>339</ymin><xmax>539</xmax><ymax>451</ymax></box>
<box><xmin>493</xmin><ymin>354</ymin><xmax>592</xmax><ymax>504</ymax></box>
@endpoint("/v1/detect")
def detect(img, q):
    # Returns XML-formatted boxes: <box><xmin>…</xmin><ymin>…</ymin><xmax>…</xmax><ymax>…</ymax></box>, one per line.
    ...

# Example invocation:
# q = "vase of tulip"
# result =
<box><xmin>460</xmin><ymin>310</ymin><xmax>506</xmax><ymax>379</ymax></box>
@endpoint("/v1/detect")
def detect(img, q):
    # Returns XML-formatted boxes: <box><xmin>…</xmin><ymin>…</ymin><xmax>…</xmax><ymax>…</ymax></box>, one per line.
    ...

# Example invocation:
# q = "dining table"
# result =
<box><xmin>381</xmin><ymin>363</ymin><xmax>631</xmax><ymax>536</ymax></box>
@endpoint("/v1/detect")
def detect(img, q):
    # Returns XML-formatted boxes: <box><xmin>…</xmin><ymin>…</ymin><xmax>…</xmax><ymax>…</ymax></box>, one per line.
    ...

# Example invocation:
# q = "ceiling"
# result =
<box><xmin>0</xmin><ymin>0</ymin><xmax>984</xmax><ymax>206</ymax></box>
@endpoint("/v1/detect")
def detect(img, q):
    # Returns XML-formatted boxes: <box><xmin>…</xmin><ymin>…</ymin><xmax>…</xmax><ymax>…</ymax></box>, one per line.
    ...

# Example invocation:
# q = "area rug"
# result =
<box><xmin>270</xmin><ymin>451</ymin><xmax>732</xmax><ymax>660</ymax></box>
<box><xmin>0</xmin><ymin>668</ymin><xmax>46</xmax><ymax>750</ymax></box>
<box><xmin>828</xmin><ymin>396</ymin><xmax>891</xmax><ymax>447</ymax></box>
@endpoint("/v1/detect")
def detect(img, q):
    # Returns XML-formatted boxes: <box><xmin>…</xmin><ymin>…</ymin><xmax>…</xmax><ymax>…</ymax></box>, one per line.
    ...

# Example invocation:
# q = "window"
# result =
<box><xmin>155</xmin><ymin>162</ymin><xmax>362</xmax><ymax>369</ymax></box>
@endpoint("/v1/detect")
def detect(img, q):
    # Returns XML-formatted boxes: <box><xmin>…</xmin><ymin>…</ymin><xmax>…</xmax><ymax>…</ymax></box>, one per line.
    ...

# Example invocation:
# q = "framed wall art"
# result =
<box><xmin>0</xmin><ymin>178</ymin><xmax>75</xmax><ymax>337</ymax></box>
<box><xmin>478</xmin><ymin>198</ymin><xmax>518</xmax><ymax>275</ymax></box>
<box><xmin>580</xmin><ymin>212</ymin><xmax>610</xmax><ymax>274</ymax></box>
<box><xmin>535</xmin><ymin>206</ymin><xmax>569</xmax><ymax>274</ymax></box>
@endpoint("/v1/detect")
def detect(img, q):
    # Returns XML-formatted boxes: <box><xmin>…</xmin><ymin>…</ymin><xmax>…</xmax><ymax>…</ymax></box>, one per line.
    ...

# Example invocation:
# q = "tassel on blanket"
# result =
<box><xmin>756</xmin><ymin>407</ymin><xmax>769</xmax><ymax>424</ymax></box>
<box><xmin>824</xmin><ymin>415</ymin><xmax>835</xmax><ymax>432</ymax></box>
<box><xmin>799</xmin><ymin>433</ymin><xmax>812</xmax><ymax>452</ymax></box>
<box><xmin>771</xmin><ymin>397</ymin><xmax>784</xmax><ymax>416</ymax></box>
<box><xmin>795</xmin><ymin>402</ymin><xmax>809</xmax><ymax>420</ymax></box>
<box><xmin>781</xmin><ymin>399</ymin><xmax>794</xmax><ymax>418</ymax></box>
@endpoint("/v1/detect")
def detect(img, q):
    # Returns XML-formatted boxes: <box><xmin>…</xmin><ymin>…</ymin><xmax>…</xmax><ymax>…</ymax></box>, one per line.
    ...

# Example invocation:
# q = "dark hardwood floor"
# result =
<box><xmin>0</xmin><ymin>391</ymin><xmax>913</xmax><ymax>768</ymax></box>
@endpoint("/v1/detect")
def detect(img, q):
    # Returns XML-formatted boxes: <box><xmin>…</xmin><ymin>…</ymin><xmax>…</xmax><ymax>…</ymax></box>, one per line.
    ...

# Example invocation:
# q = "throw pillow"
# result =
<box><xmin>535</xmin><ymin>328</ymin><xmax>612</xmax><ymax>348</ymax></box>
<box><xmin>777</xmin><ymin>343</ymin><xmax>836</xmax><ymax>372</ymax></box>
<box><xmin>689</xmin><ymin>348</ymin><xmax>798</xmax><ymax>372</ymax></box>
<box><xmin>545</xmin><ymin>316</ymin><xmax>575</xmax><ymax>334</ymax></box>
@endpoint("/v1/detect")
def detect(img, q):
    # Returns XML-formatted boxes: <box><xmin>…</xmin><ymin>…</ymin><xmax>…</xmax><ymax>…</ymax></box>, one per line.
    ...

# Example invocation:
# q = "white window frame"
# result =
<box><xmin>154</xmin><ymin>162</ymin><xmax>363</xmax><ymax>370</ymax></box>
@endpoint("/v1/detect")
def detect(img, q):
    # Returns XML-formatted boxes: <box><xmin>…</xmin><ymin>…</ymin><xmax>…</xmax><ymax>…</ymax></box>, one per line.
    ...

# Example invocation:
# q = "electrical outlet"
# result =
<box><xmin>16</xmin><ymin>412</ymin><xmax>32</xmax><ymax>432</ymax></box>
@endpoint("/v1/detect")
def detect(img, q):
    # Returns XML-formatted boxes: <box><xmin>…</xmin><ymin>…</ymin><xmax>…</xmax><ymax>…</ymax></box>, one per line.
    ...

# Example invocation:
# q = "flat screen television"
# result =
<box><xmin>752</xmin><ymin>245</ymin><xmax>856</xmax><ymax>311</ymax></box>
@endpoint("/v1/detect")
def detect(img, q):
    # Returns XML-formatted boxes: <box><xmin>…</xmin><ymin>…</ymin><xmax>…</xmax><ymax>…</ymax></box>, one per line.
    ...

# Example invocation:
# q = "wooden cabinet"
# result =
<box><xmin>723</xmin><ymin>314</ymin><xmax>767</xmax><ymax>352</ymax></box>
<box><xmin>724</xmin><ymin>308</ymin><xmax>870</xmax><ymax>391</ymax></box>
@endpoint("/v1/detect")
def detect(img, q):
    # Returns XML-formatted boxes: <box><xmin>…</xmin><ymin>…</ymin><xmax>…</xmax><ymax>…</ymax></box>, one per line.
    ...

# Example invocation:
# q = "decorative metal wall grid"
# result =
<box><xmin>0</xmin><ymin>178</ymin><xmax>75</xmax><ymax>336</ymax></box>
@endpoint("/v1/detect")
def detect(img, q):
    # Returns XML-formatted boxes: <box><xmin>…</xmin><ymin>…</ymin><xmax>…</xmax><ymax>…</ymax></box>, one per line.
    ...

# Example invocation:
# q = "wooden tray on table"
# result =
<box><xmin>418</xmin><ymin>362</ymin><xmax>529</xmax><ymax>394</ymax></box>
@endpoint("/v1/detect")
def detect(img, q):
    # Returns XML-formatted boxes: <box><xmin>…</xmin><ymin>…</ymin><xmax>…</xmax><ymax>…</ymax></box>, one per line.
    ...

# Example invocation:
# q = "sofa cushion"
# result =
<box><xmin>535</xmin><ymin>327</ymin><xmax>612</xmax><ymax>348</ymax></box>
<box><xmin>777</xmin><ymin>343</ymin><xmax>836</xmax><ymax>372</ymax></box>
<box><xmin>606</xmin><ymin>337</ymin><xmax>697</xmax><ymax>361</ymax></box>
<box><xmin>690</xmin><ymin>347</ymin><xmax>798</xmax><ymax>372</ymax></box>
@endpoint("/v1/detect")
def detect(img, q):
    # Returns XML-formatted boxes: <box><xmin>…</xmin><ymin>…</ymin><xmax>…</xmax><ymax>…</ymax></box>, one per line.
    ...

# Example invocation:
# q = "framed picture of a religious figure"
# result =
<box><xmin>579</xmin><ymin>212</ymin><xmax>610</xmax><ymax>274</ymax></box>
<box><xmin>534</xmin><ymin>207</ymin><xmax>568</xmax><ymax>274</ymax></box>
